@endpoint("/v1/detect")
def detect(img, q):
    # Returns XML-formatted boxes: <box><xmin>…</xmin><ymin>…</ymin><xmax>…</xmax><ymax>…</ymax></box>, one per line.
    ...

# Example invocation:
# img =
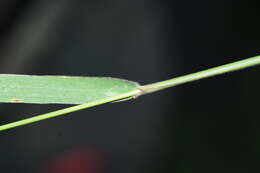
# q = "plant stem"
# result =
<box><xmin>0</xmin><ymin>55</ymin><xmax>260</xmax><ymax>131</ymax></box>
<box><xmin>0</xmin><ymin>90</ymin><xmax>141</xmax><ymax>131</ymax></box>
<box><xmin>139</xmin><ymin>55</ymin><xmax>260</xmax><ymax>94</ymax></box>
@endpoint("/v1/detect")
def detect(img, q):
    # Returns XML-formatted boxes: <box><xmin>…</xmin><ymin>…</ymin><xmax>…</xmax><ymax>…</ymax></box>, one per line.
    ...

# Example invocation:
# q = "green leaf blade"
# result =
<box><xmin>0</xmin><ymin>74</ymin><xmax>139</xmax><ymax>104</ymax></box>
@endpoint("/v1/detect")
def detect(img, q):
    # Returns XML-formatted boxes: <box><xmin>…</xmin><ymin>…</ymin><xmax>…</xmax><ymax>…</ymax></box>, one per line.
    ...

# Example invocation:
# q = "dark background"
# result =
<box><xmin>0</xmin><ymin>0</ymin><xmax>260</xmax><ymax>173</ymax></box>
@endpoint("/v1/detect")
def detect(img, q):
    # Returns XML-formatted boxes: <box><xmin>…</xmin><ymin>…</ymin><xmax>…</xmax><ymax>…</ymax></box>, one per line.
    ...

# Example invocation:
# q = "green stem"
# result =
<box><xmin>1</xmin><ymin>55</ymin><xmax>260</xmax><ymax>131</ymax></box>
<box><xmin>0</xmin><ymin>90</ymin><xmax>141</xmax><ymax>131</ymax></box>
<box><xmin>139</xmin><ymin>55</ymin><xmax>260</xmax><ymax>94</ymax></box>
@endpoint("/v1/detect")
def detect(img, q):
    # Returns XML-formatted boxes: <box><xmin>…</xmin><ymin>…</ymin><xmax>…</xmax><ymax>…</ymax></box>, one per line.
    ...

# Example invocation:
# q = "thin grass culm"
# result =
<box><xmin>0</xmin><ymin>55</ymin><xmax>260</xmax><ymax>131</ymax></box>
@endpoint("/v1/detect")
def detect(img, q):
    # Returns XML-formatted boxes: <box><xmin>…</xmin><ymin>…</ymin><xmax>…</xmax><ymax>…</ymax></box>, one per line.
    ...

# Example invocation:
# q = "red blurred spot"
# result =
<box><xmin>43</xmin><ymin>147</ymin><xmax>106</xmax><ymax>173</ymax></box>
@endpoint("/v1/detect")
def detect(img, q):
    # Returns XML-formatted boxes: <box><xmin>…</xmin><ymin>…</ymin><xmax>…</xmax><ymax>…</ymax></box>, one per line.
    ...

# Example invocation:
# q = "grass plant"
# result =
<box><xmin>0</xmin><ymin>55</ymin><xmax>260</xmax><ymax>131</ymax></box>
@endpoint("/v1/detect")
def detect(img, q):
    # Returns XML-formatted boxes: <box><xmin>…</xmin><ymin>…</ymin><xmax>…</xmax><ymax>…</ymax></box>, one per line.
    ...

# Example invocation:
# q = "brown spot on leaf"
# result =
<box><xmin>10</xmin><ymin>98</ymin><xmax>24</xmax><ymax>103</ymax></box>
